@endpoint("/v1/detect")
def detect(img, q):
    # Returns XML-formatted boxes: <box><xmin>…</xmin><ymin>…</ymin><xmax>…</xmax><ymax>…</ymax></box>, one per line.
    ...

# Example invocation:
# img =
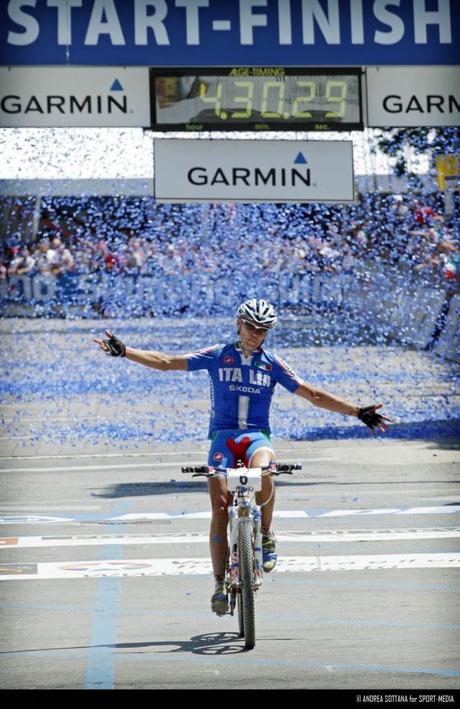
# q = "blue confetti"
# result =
<box><xmin>0</xmin><ymin>182</ymin><xmax>459</xmax><ymax>448</ymax></box>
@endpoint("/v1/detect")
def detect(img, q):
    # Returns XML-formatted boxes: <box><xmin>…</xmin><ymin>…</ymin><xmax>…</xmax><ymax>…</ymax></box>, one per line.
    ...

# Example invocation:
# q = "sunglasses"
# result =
<box><xmin>240</xmin><ymin>319</ymin><xmax>269</xmax><ymax>334</ymax></box>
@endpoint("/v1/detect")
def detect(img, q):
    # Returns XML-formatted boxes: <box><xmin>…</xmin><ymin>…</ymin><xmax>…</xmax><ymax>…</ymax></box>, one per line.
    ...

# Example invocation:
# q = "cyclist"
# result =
<box><xmin>95</xmin><ymin>298</ymin><xmax>391</xmax><ymax>615</ymax></box>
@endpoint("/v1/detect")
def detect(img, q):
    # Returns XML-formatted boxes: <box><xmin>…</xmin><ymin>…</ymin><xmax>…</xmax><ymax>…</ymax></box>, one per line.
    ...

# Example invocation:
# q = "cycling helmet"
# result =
<box><xmin>237</xmin><ymin>299</ymin><xmax>278</xmax><ymax>329</ymax></box>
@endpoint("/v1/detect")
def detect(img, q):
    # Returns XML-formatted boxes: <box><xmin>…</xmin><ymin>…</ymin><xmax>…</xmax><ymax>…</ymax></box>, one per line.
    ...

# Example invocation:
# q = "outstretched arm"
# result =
<box><xmin>94</xmin><ymin>331</ymin><xmax>188</xmax><ymax>371</ymax></box>
<box><xmin>295</xmin><ymin>382</ymin><xmax>392</xmax><ymax>434</ymax></box>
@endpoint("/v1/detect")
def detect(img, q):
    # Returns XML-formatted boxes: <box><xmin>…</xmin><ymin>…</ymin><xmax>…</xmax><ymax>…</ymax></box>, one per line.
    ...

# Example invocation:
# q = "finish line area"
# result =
<box><xmin>1</xmin><ymin>0</ymin><xmax>459</xmax><ymax>694</ymax></box>
<box><xmin>1</xmin><ymin>437</ymin><xmax>459</xmax><ymax>690</ymax></box>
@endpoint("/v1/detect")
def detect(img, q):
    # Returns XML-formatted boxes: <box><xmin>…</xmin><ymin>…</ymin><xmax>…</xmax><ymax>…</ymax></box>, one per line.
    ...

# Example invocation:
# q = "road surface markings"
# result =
<box><xmin>0</xmin><ymin>458</ymin><xmax>328</xmax><ymax>473</ymax></box>
<box><xmin>0</xmin><ymin>505</ymin><xmax>99</xmax><ymax>512</ymax></box>
<box><xmin>0</xmin><ymin>441</ymin><xmax>432</xmax><ymax>461</ymax></box>
<box><xmin>1</xmin><ymin>505</ymin><xmax>459</xmax><ymax>525</ymax></box>
<box><xmin>0</xmin><ymin>553</ymin><xmax>459</xmax><ymax>580</ymax></box>
<box><xmin>1</xmin><ymin>528</ymin><xmax>459</xmax><ymax>548</ymax></box>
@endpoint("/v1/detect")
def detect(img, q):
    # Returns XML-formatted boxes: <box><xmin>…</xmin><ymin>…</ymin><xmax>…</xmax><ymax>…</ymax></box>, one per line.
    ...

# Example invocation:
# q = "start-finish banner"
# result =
<box><xmin>0</xmin><ymin>0</ymin><xmax>458</xmax><ymax>67</ymax></box>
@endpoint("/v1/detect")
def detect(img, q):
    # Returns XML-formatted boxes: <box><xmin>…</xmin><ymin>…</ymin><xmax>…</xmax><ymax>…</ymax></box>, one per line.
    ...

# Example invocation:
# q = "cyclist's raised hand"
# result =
<box><xmin>94</xmin><ymin>330</ymin><xmax>126</xmax><ymax>357</ymax></box>
<box><xmin>358</xmin><ymin>404</ymin><xmax>392</xmax><ymax>435</ymax></box>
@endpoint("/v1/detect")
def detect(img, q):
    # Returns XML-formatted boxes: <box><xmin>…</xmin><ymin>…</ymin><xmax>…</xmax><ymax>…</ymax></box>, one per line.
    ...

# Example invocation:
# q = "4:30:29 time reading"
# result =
<box><xmin>198</xmin><ymin>78</ymin><xmax>350</xmax><ymax>120</ymax></box>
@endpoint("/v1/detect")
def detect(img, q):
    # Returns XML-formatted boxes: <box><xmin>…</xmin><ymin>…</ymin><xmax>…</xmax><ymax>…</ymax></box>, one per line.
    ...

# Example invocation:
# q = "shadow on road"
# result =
<box><xmin>91</xmin><ymin>481</ymin><xmax>209</xmax><ymax>498</ymax></box>
<box><xmin>91</xmin><ymin>478</ymin><xmax>459</xmax><ymax>499</ymax></box>
<box><xmin>3</xmin><ymin>633</ymin><xmax>250</xmax><ymax>656</ymax></box>
<box><xmin>112</xmin><ymin>632</ymin><xmax>248</xmax><ymax>655</ymax></box>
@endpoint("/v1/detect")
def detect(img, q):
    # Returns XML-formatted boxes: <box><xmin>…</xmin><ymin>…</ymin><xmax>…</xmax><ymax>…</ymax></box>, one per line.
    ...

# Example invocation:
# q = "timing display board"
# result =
<box><xmin>150</xmin><ymin>67</ymin><xmax>363</xmax><ymax>132</ymax></box>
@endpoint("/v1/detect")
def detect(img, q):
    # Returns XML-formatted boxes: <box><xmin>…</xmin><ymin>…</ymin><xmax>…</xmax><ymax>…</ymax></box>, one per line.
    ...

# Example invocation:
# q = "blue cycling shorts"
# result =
<box><xmin>208</xmin><ymin>429</ymin><xmax>274</xmax><ymax>468</ymax></box>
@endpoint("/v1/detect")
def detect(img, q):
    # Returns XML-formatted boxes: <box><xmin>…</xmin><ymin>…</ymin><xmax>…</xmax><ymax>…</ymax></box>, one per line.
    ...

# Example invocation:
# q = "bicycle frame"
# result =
<box><xmin>181</xmin><ymin>461</ymin><xmax>300</xmax><ymax>649</ymax></box>
<box><xmin>226</xmin><ymin>467</ymin><xmax>265</xmax><ymax>601</ymax></box>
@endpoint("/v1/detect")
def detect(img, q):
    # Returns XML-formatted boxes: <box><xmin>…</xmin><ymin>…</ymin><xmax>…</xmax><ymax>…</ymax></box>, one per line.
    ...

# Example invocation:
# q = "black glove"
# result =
<box><xmin>358</xmin><ymin>405</ymin><xmax>386</xmax><ymax>431</ymax></box>
<box><xmin>103</xmin><ymin>333</ymin><xmax>126</xmax><ymax>357</ymax></box>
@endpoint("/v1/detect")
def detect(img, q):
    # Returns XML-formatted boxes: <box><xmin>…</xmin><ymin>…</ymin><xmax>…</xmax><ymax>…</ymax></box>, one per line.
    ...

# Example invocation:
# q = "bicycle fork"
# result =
<box><xmin>226</xmin><ymin>505</ymin><xmax>263</xmax><ymax>616</ymax></box>
<box><xmin>253</xmin><ymin>507</ymin><xmax>263</xmax><ymax>584</ymax></box>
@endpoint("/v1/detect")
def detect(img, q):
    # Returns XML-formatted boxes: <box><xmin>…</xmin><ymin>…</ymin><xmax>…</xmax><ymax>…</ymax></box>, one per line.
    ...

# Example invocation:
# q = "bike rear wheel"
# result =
<box><xmin>238</xmin><ymin>518</ymin><xmax>256</xmax><ymax>649</ymax></box>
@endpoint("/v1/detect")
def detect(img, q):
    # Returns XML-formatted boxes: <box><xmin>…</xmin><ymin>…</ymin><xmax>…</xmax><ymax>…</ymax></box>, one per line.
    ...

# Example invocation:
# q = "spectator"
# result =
<box><xmin>32</xmin><ymin>238</ymin><xmax>56</xmax><ymax>274</ymax></box>
<box><xmin>7</xmin><ymin>247</ymin><xmax>36</xmax><ymax>276</ymax></box>
<box><xmin>0</xmin><ymin>254</ymin><xmax>9</xmax><ymax>280</ymax></box>
<box><xmin>0</xmin><ymin>192</ymin><xmax>457</xmax><ymax>295</ymax></box>
<box><xmin>128</xmin><ymin>238</ymin><xmax>146</xmax><ymax>269</ymax></box>
<box><xmin>49</xmin><ymin>237</ymin><xmax>75</xmax><ymax>274</ymax></box>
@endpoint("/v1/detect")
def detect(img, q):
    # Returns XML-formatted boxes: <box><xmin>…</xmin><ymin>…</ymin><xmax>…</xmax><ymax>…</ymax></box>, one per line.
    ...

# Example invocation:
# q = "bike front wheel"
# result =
<box><xmin>238</xmin><ymin>518</ymin><xmax>256</xmax><ymax>649</ymax></box>
<box><xmin>237</xmin><ymin>587</ymin><xmax>244</xmax><ymax>638</ymax></box>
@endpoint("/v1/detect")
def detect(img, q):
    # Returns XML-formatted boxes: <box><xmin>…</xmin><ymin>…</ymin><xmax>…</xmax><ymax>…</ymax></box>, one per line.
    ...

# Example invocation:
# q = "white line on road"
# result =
<box><xmin>0</xmin><ymin>441</ymin><xmax>432</xmax><ymax>461</ymax></box>
<box><xmin>0</xmin><ymin>505</ymin><xmax>100</xmax><ymax>512</ymax></box>
<box><xmin>1</xmin><ymin>528</ymin><xmax>459</xmax><ymax>548</ymax></box>
<box><xmin>1</xmin><ymin>505</ymin><xmax>459</xmax><ymax>525</ymax></box>
<box><xmin>1</xmin><ymin>553</ymin><xmax>459</xmax><ymax>580</ymax></box>
<box><xmin>108</xmin><ymin>506</ymin><xmax>460</xmax><ymax>521</ymax></box>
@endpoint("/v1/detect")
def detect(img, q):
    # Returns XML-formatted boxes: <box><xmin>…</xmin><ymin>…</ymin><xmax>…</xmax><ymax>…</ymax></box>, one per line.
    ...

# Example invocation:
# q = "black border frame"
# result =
<box><xmin>149</xmin><ymin>67</ymin><xmax>364</xmax><ymax>132</ymax></box>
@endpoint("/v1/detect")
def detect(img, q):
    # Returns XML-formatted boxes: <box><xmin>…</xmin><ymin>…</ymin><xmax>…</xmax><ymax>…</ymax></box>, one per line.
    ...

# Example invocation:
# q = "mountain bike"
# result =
<box><xmin>181</xmin><ymin>462</ymin><xmax>301</xmax><ymax>649</ymax></box>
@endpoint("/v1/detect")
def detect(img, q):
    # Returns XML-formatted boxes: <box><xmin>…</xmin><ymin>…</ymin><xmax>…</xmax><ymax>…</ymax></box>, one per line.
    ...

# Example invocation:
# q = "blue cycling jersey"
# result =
<box><xmin>186</xmin><ymin>341</ymin><xmax>302</xmax><ymax>437</ymax></box>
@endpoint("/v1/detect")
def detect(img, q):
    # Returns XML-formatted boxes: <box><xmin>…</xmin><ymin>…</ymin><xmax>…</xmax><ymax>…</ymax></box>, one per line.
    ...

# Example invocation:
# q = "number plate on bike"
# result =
<box><xmin>226</xmin><ymin>468</ymin><xmax>263</xmax><ymax>492</ymax></box>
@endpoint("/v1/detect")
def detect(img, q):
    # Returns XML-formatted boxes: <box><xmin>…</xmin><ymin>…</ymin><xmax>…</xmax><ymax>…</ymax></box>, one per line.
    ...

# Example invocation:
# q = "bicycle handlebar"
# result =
<box><xmin>181</xmin><ymin>463</ymin><xmax>302</xmax><ymax>477</ymax></box>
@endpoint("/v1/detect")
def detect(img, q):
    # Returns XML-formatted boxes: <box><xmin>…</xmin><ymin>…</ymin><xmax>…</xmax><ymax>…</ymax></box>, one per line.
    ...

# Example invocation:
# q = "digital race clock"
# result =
<box><xmin>150</xmin><ymin>67</ymin><xmax>363</xmax><ymax>132</ymax></box>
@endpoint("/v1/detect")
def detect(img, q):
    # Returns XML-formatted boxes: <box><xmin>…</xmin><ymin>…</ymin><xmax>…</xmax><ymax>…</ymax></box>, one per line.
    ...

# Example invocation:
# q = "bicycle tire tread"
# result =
<box><xmin>239</xmin><ymin>518</ymin><xmax>256</xmax><ymax>649</ymax></box>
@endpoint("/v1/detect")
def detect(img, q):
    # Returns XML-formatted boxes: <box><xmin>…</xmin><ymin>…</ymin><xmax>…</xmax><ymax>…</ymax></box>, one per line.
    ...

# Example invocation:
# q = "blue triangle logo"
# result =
<box><xmin>294</xmin><ymin>153</ymin><xmax>307</xmax><ymax>165</ymax></box>
<box><xmin>294</xmin><ymin>152</ymin><xmax>307</xmax><ymax>164</ymax></box>
<box><xmin>110</xmin><ymin>79</ymin><xmax>123</xmax><ymax>91</ymax></box>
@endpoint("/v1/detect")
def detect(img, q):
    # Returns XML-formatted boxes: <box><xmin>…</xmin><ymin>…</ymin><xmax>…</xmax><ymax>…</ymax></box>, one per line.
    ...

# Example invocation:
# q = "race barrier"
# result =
<box><xmin>432</xmin><ymin>294</ymin><xmax>460</xmax><ymax>363</ymax></box>
<box><xmin>353</xmin><ymin>266</ymin><xmax>449</xmax><ymax>350</ymax></box>
<box><xmin>0</xmin><ymin>266</ymin><xmax>456</xmax><ymax>357</ymax></box>
<box><xmin>0</xmin><ymin>269</ymin><xmax>363</xmax><ymax>318</ymax></box>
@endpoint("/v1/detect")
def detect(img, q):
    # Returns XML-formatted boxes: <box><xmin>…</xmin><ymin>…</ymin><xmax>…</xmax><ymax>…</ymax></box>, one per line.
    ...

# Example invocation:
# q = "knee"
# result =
<box><xmin>262</xmin><ymin>474</ymin><xmax>275</xmax><ymax>494</ymax></box>
<box><xmin>250</xmin><ymin>448</ymin><xmax>275</xmax><ymax>469</ymax></box>
<box><xmin>210</xmin><ymin>495</ymin><xmax>229</xmax><ymax>521</ymax></box>
<box><xmin>256</xmin><ymin>474</ymin><xmax>275</xmax><ymax>504</ymax></box>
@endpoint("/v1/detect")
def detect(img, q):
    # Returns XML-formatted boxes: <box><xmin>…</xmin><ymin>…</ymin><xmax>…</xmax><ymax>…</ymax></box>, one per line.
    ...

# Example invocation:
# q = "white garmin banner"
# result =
<box><xmin>0</xmin><ymin>67</ymin><xmax>150</xmax><ymax>127</ymax></box>
<box><xmin>154</xmin><ymin>139</ymin><xmax>354</xmax><ymax>203</ymax></box>
<box><xmin>366</xmin><ymin>66</ymin><xmax>460</xmax><ymax>127</ymax></box>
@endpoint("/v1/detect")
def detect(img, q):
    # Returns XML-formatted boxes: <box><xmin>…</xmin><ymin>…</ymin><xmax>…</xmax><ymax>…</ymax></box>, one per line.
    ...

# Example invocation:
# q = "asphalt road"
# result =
<box><xmin>0</xmin><ymin>437</ymin><xmax>459</xmax><ymax>691</ymax></box>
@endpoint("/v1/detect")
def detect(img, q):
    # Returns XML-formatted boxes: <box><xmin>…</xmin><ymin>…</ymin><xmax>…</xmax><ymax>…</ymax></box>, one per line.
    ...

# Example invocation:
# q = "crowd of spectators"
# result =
<box><xmin>0</xmin><ymin>192</ymin><xmax>458</xmax><ymax>285</ymax></box>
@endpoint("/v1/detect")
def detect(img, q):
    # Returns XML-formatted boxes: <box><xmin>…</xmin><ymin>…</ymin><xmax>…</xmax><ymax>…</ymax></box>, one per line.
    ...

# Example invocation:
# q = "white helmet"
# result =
<box><xmin>237</xmin><ymin>299</ymin><xmax>278</xmax><ymax>329</ymax></box>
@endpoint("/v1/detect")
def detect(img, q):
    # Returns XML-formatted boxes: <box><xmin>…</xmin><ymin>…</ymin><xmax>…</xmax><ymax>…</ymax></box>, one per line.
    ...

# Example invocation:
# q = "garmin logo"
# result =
<box><xmin>0</xmin><ymin>80</ymin><xmax>128</xmax><ymax>115</ymax></box>
<box><xmin>1</xmin><ymin>94</ymin><xmax>127</xmax><ymax>114</ymax></box>
<box><xmin>188</xmin><ymin>152</ymin><xmax>311</xmax><ymax>188</ymax></box>
<box><xmin>155</xmin><ymin>139</ymin><xmax>353</xmax><ymax>203</ymax></box>
<box><xmin>382</xmin><ymin>94</ymin><xmax>460</xmax><ymax>114</ymax></box>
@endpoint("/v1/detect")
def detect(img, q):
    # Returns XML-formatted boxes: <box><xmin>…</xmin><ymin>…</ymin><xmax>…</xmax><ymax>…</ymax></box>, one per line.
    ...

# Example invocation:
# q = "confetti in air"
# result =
<box><xmin>0</xmin><ymin>128</ymin><xmax>459</xmax><ymax>448</ymax></box>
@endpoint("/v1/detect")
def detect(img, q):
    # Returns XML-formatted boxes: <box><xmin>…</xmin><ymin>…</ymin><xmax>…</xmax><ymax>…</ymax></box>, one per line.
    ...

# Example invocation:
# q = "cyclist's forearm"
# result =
<box><xmin>296</xmin><ymin>383</ymin><xmax>359</xmax><ymax>417</ymax></box>
<box><xmin>125</xmin><ymin>348</ymin><xmax>187</xmax><ymax>371</ymax></box>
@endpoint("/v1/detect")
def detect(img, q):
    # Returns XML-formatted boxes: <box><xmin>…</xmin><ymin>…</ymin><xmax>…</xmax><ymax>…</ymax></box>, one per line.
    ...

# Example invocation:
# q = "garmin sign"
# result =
<box><xmin>153</xmin><ymin>139</ymin><xmax>354</xmax><ymax>202</ymax></box>
<box><xmin>0</xmin><ymin>0</ymin><xmax>458</xmax><ymax>67</ymax></box>
<box><xmin>0</xmin><ymin>67</ymin><xmax>150</xmax><ymax>126</ymax></box>
<box><xmin>366</xmin><ymin>66</ymin><xmax>460</xmax><ymax>127</ymax></box>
